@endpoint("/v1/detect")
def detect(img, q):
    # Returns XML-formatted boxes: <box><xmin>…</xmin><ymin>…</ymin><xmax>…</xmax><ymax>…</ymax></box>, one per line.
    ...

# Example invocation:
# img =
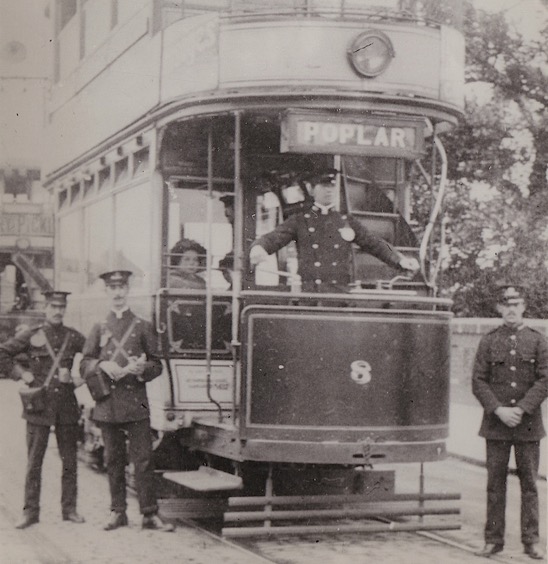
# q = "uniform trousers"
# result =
<box><xmin>99</xmin><ymin>419</ymin><xmax>158</xmax><ymax>515</ymax></box>
<box><xmin>24</xmin><ymin>422</ymin><xmax>79</xmax><ymax>518</ymax></box>
<box><xmin>485</xmin><ymin>439</ymin><xmax>540</xmax><ymax>545</ymax></box>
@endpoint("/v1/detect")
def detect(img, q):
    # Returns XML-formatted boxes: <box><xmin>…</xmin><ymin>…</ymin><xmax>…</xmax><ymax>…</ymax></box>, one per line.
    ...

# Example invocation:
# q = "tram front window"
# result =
<box><xmin>166</xmin><ymin>184</ymin><xmax>233</xmax><ymax>290</ymax></box>
<box><xmin>164</xmin><ymin>182</ymin><xmax>233</xmax><ymax>356</ymax></box>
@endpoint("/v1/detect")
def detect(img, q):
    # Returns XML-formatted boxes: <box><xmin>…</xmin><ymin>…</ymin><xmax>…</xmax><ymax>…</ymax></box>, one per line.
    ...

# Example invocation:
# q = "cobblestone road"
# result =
<box><xmin>0</xmin><ymin>379</ymin><xmax>546</xmax><ymax>563</ymax></box>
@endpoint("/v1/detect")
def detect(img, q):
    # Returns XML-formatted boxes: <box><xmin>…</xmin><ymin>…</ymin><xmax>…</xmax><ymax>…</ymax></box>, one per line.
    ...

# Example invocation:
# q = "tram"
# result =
<box><xmin>44</xmin><ymin>0</ymin><xmax>464</xmax><ymax>536</ymax></box>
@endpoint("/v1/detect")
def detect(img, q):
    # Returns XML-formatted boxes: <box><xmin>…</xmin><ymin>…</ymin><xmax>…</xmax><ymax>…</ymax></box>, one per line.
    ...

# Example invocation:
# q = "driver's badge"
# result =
<box><xmin>339</xmin><ymin>227</ymin><xmax>355</xmax><ymax>242</ymax></box>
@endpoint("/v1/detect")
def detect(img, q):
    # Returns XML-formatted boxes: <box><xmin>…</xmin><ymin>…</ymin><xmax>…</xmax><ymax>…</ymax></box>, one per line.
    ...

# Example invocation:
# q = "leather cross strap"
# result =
<box><xmin>103</xmin><ymin>318</ymin><xmax>138</xmax><ymax>364</ymax></box>
<box><xmin>42</xmin><ymin>331</ymin><xmax>71</xmax><ymax>386</ymax></box>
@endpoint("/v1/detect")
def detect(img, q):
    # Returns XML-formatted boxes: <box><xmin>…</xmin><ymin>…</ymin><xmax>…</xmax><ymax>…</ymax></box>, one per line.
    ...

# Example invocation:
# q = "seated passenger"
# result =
<box><xmin>168</xmin><ymin>239</ymin><xmax>207</xmax><ymax>289</ymax></box>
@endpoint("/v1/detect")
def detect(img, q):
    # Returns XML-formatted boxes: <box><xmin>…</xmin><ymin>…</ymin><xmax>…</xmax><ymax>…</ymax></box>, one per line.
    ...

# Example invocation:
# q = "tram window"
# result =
<box><xmin>114</xmin><ymin>157</ymin><xmax>129</xmax><ymax>184</ymax></box>
<box><xmin>98</xmin><ymin>166</ymin><xmax>112</xmax><ymax>191</ymax></box>
<box><xmin>167</xmin><ymin>185</ymin><xmax>232</xmax><ymax>290</ymax></box>
<box><xmin>133</xmin><ymin>147</ymin><xmax>150</xmax><ymax>175</ymax></box>
<box><xmin>253</xmin><ymin>191</ymin><xmax>283</xmax><ymax>286</ymax></box>
<box><xmin>113</xmin><ymin>183</ymin><xmax>152</xmax><ymax>290</ymax></box>
<box><xmin>83</xmin><ymin>175</ymin><xmax>95</xmax><ymax>199</ymax></box>
<box><xmin>58</xmin><ymin>189</ymin><xmax>68</xmax><ymax>210</ymax></box>
<box><xmin>70</xmin><ymin>182</ymin><xmax>81</xmax><ymax>205</ymax></box>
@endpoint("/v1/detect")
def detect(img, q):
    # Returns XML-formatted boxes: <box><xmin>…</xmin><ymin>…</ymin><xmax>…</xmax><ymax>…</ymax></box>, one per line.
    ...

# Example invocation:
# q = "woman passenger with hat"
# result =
<box><xmin>168</xmin><ymin>239</ymin><xmax>207</xmax><ymax>289</ymax></box>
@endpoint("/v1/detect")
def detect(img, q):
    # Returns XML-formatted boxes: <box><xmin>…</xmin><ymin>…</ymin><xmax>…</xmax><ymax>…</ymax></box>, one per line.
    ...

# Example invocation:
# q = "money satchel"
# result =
<box><xmin>86</xmin><ymin>317</ymin><xmax>139</xmax><ymax>402</ymax></box>
<box><xmin>86</xmin><ymin>370</ymin><xmax>111</xmax><ymax>402</ymax></box>
<box><xmin>19</xmin><ymin>385</ymin><xmax>48</xmax><ymax>413</ymax></box>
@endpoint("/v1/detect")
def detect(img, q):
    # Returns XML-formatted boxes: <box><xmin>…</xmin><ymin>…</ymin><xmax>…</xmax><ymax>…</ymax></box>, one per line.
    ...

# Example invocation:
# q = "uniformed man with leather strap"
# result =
<box><xmin>80</xmin><ymin>270</ymin><xmax>174</xmax><ymax>532</ymax></box>
<box><xmin>472</xmin><ymin>283</ymin><xmax>547</xmax><ymax>560</ymax></box>
<box><xmin>250</xmin><ymin>168</ymin><xmax>419</xmax><ymax>290</ymax></box>
<box><xmin>0</xmin><ymin>290</ymin><xmax>86</xmax><ymax>529</ymax></box>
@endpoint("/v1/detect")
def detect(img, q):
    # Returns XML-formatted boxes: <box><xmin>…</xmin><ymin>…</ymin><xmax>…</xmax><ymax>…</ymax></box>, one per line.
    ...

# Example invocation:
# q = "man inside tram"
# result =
<box><xmin>219</xmin><ymin>194</ymin><xmax>235</xmax><ymax>287</ymax></box>
<box><xmin>249</xmin><ymin>168</ymin><xmax>419</xmax><ymax>292</ymax></box>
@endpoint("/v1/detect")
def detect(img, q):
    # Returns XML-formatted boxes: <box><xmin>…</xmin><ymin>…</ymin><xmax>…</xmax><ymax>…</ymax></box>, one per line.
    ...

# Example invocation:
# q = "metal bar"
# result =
<box><xmin>264</xmin><ymin>464</ymin><xmax>273</xmax><ymax>529</ymax></box>
<box><xmin>239</xmin><ymin>290</ymin><xmax>453</xmax><ymax>306</ymax></box>
<box><xmin>222</xmin><ymin>522</ymin><xmax>461</xmax><ymax>538</ymax></box>
<box><xmin>231</xmin><ymin>111</ymin><xmax>243</xmax><ymax>425</ymax></box>
<box><xmin>205</xmin><ymin>123</ymin><xmax>223</xmax><ymax>422</ymax></box>
<box><xmin>419</xmin><ymin>461</ymin><xmax>425</xmax><ymax>523</ymax></box>
<box><xmin>228</xmin><ymin>492</ymin><xmax>461</xmax><ymax>507</ymax></box>
<box><xmin>224</xmin><ymin>506</ymin><xmax>460</xmax><ymax>523</ymax></box>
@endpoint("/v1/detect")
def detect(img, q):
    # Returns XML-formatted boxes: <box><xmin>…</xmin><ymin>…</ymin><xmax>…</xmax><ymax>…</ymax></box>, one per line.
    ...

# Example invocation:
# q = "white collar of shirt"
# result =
<box><xmin>313</xmin><ymin>203</ymin><xmax>335</xmax><ymax>215</ymax></box>
<box><xmin>111</xmin><ymin>306</ymin><xmax>129</xmax><ymax>319</ymax></box>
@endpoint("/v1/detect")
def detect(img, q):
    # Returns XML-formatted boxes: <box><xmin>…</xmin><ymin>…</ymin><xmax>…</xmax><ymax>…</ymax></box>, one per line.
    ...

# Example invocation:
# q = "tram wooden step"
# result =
<box><xmin>158</xmin><ymin>498</ymin><xmax>228</xmax><ymax>520</ymax></box>
<box><xmin>163</xmin><ymin>467</ymin><xmax>243</xmax><ymax>492</ymax></box>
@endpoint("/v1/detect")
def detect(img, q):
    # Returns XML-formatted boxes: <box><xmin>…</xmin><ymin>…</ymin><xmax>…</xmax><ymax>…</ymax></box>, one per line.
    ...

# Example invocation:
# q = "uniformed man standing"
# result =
<box><xmin>249</xmin><ymin>168</ymin><xmax>419</xmax><ymax>290</ymax></box>
<box><xmin>472</xmin><ymin>283</ymin><xmax>547</xmax><ymax>560</ymax></box>
<box><xmin>0</xmin><ymin>290</ymin><xmax>86</xmax><ymax>529</ymax></box>
<box><xmin>80</xmin><ymin>270</ymin><xmax>174</xmax><ymax>532</ymax></box>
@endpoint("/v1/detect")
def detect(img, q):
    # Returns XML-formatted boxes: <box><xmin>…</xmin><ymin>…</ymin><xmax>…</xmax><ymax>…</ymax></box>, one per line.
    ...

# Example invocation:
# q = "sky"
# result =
<box><xmin>474</xmin><ymin>0</ymin><xmax>547</xmax><ymax>38</ymax></box>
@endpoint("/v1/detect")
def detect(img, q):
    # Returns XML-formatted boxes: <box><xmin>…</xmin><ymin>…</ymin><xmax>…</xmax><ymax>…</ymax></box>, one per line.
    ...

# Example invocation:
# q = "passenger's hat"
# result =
<box><xmin>219</xmin><ymin>194</ymin><xmax>234</xmax><ymax>205</ymax></box>
<box><xmin>99</xmin><ymin>270</ymin><xmax>132</xmax><ymax>286</ymax></box>
<box><xmin>303</xmin><ymin>168</ymin><xmax>339</xmax><ymax>186</ymax></box>
<box><xmin>496</xmin><ymin>282</ymin><xmax>525</xmax><ymax>305</ymax></box>
<box><xmin>43</xmin><ymin>290</ymin><xmax>71</xmax><ymax>305</ymax></box>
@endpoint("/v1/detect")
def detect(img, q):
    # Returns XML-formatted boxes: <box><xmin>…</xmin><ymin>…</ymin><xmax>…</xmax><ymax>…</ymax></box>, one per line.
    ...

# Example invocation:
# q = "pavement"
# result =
<box><xmin>448</xmin><ymin>402</ymin><xmax>547</xmax><ymax>479</ymax></box>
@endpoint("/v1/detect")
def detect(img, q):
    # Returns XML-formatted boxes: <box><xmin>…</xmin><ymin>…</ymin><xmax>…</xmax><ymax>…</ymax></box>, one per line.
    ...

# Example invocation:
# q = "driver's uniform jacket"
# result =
<box><xmin>472</xmin><ymin>323</ymin><xmax>548</xmax><ymax>441</ymax></box>
<box><xmin>252</xmin><ymin>204</ymin><xmax>403</xmax><ymax>288</ymax></box>
<box><xmin>80</xmin><ymin>309</ymin><xmax>162</xmax><ymax>424</ymax></box>
<box><xmin>0</xmin><ymin>322</ymin><xmax>85</xmax><ymax>426</ymax></box>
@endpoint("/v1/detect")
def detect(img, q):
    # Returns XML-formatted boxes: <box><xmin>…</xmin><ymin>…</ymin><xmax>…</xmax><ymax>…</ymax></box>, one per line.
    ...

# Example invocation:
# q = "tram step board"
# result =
<box><xmin>163</xmin><ymin>467</ymin><xmax>243</xmax><ymax>492</ymax></box>
<box><xmin>159</xmin><ymin>498</ymin><xmax>227</xmax><ymax>520</ymax></box>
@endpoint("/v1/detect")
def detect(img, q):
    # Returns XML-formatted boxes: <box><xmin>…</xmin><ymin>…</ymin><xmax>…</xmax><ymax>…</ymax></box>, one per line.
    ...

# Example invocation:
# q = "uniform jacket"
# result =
<box><xmin>80</xmin><ymin>309</ymin><xmax>162</xmax><ymax>424</ymax></box>
<box><xmin>472</xmin><ymin>323</ymin><xmax>548</xmax><ymax>441</ymax></box>
<box><xmin>253</xmin><ymin>205</ymin><xmax>403</xmax><ymax>289</ymax></box>
<box><xmin>0</xmin><ymin>322</ymin><xmax>85</xmax><ymax>426</ymax></box>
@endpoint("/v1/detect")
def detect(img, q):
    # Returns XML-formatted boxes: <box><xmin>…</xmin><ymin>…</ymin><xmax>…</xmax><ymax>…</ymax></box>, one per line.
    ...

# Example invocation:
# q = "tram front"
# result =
<box><xmin>150</xmin><ymin>0</ymin><xmax>464</xmax><ymax>533</ymax></box>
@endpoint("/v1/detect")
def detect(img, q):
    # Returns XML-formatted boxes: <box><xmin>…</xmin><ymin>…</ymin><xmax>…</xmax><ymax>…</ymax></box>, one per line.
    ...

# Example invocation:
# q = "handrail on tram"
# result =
<box><xmin>168</xmin><ymin>0</ymin><xmax>463</xmax><ymax>30</ymax></box>
<box><xmin>418</xmin><ymin>119</ymin><xmax>448</xmax><ymax>291</ymax></box>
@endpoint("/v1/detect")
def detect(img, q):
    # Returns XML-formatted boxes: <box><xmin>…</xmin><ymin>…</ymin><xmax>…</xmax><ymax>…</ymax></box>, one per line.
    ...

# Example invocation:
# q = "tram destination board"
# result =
<box><xmin>281</xmin><ymin>110</ymin><xmax>425</xmax><ymax>159</ymax></box>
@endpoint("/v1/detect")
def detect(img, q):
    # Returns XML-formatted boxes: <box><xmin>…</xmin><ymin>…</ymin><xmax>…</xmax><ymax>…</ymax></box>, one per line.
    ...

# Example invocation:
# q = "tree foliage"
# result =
<box><xmin>412</xmin><ymin>2</ymin><xmax>548</xmax><ymax>318</ymax></box>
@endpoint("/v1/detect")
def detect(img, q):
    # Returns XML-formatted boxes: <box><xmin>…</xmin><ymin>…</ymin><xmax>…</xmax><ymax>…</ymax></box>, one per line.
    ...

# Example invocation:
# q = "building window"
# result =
<box><xmin>3</xmin><ymin>170</ymin><xmax>31</xmax><ymax>198</ymax></box>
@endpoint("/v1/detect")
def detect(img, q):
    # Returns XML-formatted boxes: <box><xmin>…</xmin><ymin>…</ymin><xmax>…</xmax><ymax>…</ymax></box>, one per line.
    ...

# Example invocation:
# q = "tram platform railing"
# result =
<box><xmin>160</xmin><ymin>0</ymin><xmax>463</xmax><ymax>30</ymax></box>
